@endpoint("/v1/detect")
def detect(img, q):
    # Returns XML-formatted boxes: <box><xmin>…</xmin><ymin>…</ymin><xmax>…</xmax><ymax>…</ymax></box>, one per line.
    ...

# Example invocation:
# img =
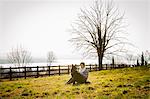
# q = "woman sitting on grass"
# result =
<box><xmin>66</xmin><ymin>62</ymin><xmax>90</xmax><ymax>85</ymax></box>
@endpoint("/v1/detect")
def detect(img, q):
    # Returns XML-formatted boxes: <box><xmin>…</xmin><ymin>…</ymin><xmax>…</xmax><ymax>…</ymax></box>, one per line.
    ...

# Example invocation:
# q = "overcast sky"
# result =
<box><xmin>0</xmin><ymin>0</ymin><xmax>149</xmax><ymax>61</ymax></box>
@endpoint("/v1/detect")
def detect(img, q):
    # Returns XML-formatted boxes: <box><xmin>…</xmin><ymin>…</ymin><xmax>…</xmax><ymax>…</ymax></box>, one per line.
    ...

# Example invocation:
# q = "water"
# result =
<box><xmin>0</xmin><ymin>59</ymin><xmax>98</xmax><ymax>68</ymax></box>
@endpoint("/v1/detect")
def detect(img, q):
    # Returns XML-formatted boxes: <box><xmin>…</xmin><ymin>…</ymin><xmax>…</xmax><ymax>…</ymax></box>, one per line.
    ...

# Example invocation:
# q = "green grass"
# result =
<box><xmin>0</xmin><ymin>66</ymin><xmax>150</xmax><ymax>99</ymax></box>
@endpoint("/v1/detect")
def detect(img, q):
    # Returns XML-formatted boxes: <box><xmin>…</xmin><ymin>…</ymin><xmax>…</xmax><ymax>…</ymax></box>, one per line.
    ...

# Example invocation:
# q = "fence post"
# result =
<box><xmin>106</xmin><ymin>64</ymin><xmax>107</xmax><ymax>70</ymax></box>
<box><xmin>59</xmin><ymin>65</ymin><xmax>60</xmax><ymax>75</ymax></box>
<box><xmin>37</xmin><ymin>66</ymin><xmax>39</xmax><ymax>78</ymax></box>
<box><xmin>118</xmin><ymin>64</ymin><xmax>120</xmax><ymax>68</ymax></box>
<box><xmin>24</xmin><ymin>67</ymin><xmax>26</xmax><ymax>79</ymax></box>
<box><xmin>48</xmin><ymin>66</ymin><xmax>50</xmax><ymax>76</ymax></box>
<box><xmin>95</xmin><ymin>64</ymin><xmax>97</xmax><ymax>71</ymax></box>
<box><xmin>68</xmin><ymin>65</ymin><xmax>69</xmax><ymax>74</ymax></box>
<box><xmin>9</xmin><ymin>67</ymin><xmax>12</xmax><ymax>81</ymax></box>
<box><xmin>90</xmin><ymin>64</ymin><xmax>91</xmax><ymax>72</ymax></box>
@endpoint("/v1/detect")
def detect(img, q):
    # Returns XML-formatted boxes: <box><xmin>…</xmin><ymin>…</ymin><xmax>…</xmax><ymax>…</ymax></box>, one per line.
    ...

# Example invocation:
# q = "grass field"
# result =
<box><xmin>0</xmin><ymin>65</ymin><xmax>150</xmax><ymax>99</ymax></box>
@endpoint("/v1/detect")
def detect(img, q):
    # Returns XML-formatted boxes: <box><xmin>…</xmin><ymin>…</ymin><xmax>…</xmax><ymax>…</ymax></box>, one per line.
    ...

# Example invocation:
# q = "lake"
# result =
<box><xmin>0</xmin><ymin>59</ymin><xmax>98</xmax><ymax>68</ymax></box>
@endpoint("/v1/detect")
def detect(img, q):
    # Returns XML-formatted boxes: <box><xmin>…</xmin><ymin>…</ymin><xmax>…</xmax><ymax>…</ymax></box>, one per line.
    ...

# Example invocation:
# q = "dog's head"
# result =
<box><xmin>71</xmin><ymin>65</ymin><xmax>77</xmax><ymax>73</ymax></box>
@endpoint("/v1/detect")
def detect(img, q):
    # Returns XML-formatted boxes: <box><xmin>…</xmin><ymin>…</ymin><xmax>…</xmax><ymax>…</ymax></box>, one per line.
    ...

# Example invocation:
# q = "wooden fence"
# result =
<box><xmin>0</xmin><ymin>64</ymin><xmax>129</xmax><ymax>80</ymax></box>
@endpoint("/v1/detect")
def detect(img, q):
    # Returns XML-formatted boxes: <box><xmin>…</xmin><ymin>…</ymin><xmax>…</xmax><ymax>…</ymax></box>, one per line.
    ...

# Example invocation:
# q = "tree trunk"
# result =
<box><xmin>98</xmin><ymin>53</ymin><xmax>103</xmax><ymax>71</ymax></box>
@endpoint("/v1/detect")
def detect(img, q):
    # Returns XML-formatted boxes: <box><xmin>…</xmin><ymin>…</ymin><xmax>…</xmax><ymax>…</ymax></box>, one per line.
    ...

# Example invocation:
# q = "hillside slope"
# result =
<box><xmin>0</xmin><ymin>66</ymin><xmax>150</xmax><ymax>98</ymax></box>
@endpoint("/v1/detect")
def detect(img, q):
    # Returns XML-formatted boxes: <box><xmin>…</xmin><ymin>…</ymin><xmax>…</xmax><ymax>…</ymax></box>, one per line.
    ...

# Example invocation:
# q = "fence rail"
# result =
<box><xmin>0</xmin><ymin>64</ymin><xmax>129</xmax><ymax>80</ymax></box>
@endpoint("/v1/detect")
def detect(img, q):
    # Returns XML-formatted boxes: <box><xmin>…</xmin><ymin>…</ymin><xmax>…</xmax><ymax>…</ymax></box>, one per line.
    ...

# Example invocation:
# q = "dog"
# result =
<box><xmin>71</xmin><ymin>65</ymin><xmax>78</xmax><ymax>77</ymax></box>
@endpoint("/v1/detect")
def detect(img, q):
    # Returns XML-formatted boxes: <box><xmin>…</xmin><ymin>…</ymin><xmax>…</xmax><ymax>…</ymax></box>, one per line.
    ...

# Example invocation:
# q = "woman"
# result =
<box><xmin>66</xmin><ymin>62</ymin><xmax>89</xmax><ymax>85</ymax></box>
<box><xmin>79</xmin><ymin>62</ymin><xmax>88</xmax><ymax>80</ymax></box>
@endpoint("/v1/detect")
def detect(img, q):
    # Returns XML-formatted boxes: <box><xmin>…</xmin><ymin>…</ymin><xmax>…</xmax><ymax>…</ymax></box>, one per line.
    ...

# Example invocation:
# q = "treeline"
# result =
<box><xmin>111</xmin><ymin>51</ymin><xmax>150</xmax><ymax>67</ymax></box>
<box><xmin>3</xmin><ymin>45</ymin><xmax>56</xmax><ymax>67</ymax></box>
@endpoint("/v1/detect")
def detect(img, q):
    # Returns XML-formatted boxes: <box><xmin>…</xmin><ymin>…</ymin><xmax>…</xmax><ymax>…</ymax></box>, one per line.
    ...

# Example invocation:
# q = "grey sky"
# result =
<box><xmin>0</xmin><ymin>0</ymin><xmax>149</xmax><ymax>61</ymax></box>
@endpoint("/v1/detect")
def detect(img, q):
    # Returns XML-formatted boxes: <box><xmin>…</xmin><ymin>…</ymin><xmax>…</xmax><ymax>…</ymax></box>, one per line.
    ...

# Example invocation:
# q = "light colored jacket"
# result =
<box><xmin>79</xmin><ymin>67</ymin><xmax>89</xmax><ymax>79</ymax></box>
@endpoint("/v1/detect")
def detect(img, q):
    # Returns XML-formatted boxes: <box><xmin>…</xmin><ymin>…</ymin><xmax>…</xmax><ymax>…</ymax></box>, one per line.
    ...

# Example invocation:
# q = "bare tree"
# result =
<box><xmin>7</xmin><ymin>46</ymin><xmax>32</xmax><ymax>67</ymax></box>
<box><xmin>47</xmin><ymin>51</ymin><xmax>56</xmax><ymax>66</ymax></box>
<box><xmin>144</xmin><ymin>50</ymin><xmax>150</xmax><ymax>64</ymax></box>
<box><xmin>126</xmin><ymin>53</ymin><xmax>136</xmax><ymax>66</ymax></box>
<box><xmin>70</xmin><ymin>0</ymin><xmax>128</xmax><ymax>70</ymax></box>
<box><xmin>112</xmin><ymin>56</ymin><xmax>115</xmax><ymax>68</ymax></box>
